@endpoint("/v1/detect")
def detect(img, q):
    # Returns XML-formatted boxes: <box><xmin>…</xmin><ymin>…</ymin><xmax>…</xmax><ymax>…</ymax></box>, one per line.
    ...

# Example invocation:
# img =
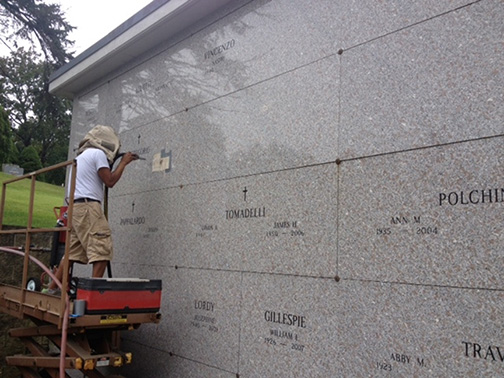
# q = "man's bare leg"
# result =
<box><xmin>48</xmin><ymin>260</ymin><xmax>74</xmax><ymax>290</ymax></box>
<box><xmin>92</xmin><ymin>261</ymin><xmax>108</xmax><ymax>278</ymax></box>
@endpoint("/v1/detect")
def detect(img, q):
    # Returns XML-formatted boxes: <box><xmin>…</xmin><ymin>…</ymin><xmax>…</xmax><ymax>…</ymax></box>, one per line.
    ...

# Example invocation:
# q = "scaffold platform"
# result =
<box><xmin>0</xmin><ymin>161</ymin><xmax>161</xmax><ymax>378</ymax></box>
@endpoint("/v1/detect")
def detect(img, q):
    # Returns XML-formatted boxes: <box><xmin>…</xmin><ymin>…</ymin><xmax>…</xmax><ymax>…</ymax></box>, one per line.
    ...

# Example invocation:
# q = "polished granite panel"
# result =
<box><xmin>339</xmin><ymin>136</ymin><xmax>504</xmax><ymax>289</ymax></box>
<box><xmin>338</xmin><ymin>282</ymin><xmax>504</xmax><ymax>377</ymax></box>
<box><xmin>160</xmin><ymin>268</ymin><xmax>242</xmax><ymax>373</ymax></box>
<box><xmin>239</xmin><ymin>274</ymin><xmax>504</xmax><ymax>377</ymax></box>
<box><xmin>337</xmin><ymin>0</ymin><xmax>474</xmax><ymax>49</ymax></box>
<box><xmin>68</xmin><ymin>2</ymin><xmax>483</xmax><ymax>175</ymax></box>
<box><xmin>107</xmin><ymin>189</ymin><xmax>180</xmax><ymax>268</ymax></box>
<box><xmin>103</xmin><ymin>0</ymin><xmax>472</xmax><ymax>132</ymax></box>
<box><xmin>69</xmin><ymin>1</ymin><xmax>481</xmax><ymax>158</ymax></box>
<box><xmin>106</xmin><ymin>0</ymin><xmax>338</xmax><ymax>131</ymax></box>
<box><xmin>110</xmin><ymin>164</ymin><xmax>338</xmax><ymax>277</ymax></box>
<box><xmin>239</xmin><ymin>274</ymin><xmax>341</xmax><ymax>377</ymax></box>
<box><xmin>67</xmin><ymin>89</ymin><xmax>111</xmax><ymax>156</ymax></box>
<box><xmin>108</xmin><ymin>55</ymin><xmax>339</xmax><ymax>196</ymax></box>
<box><xmin>340</xmin><ymin>0</ymin><xmax>504</xmax><ymax>158</ymax></box>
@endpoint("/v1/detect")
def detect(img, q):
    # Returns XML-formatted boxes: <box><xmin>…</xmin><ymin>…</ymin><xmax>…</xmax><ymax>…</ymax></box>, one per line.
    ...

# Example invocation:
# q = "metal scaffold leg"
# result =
<box><xmin>7</xmin><ymin>323</ymin><xmax>131</xmax><ymax>377</ymax></box>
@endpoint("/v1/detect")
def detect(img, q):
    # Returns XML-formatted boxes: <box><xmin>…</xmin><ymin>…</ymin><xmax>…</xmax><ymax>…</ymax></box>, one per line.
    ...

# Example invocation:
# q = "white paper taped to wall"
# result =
<box><xmin>152</xmin><ymin>150</ymin><xmax>171</xmax><ymax>172</ymax></box>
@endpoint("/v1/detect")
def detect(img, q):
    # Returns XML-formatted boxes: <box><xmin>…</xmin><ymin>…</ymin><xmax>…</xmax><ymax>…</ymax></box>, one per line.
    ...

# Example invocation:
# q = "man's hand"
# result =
<box><xmin>99</xmin><ymin>152</ymin><xmax>139</xmax><ymax>188</ymax></box>
<box><xmin>121</xmin><ymin>152</ymin><xmax>139</xmax><ymax>165</ymax></box>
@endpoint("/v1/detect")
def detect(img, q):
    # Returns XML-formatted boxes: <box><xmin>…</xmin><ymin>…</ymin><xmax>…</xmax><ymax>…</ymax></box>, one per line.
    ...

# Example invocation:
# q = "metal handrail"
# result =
<box><xmin>1</xmin><ymin>160</ymin><xmax>74</xmax><ymax>185</ymax></box>
<box><xmin>0</xmin><ymin>246</ymin><xmax>70</xmax><ymax>378</ymax></box>
<box><xmin>0</xmin><ymin>159</ymin><xmax>76</xmax><ymax>378</ymax></box>
<box><xmin>0</xmin><ymin>160</ymin><xmax>76</xmax><ymax>322</ymax></box>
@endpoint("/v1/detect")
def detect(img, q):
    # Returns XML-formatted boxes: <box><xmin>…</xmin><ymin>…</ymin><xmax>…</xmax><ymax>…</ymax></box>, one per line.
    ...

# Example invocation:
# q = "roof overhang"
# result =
<box><xmin>49</xmin><ymin>0</ymin><xmax>233</xmax><ymax>98</ymax></box>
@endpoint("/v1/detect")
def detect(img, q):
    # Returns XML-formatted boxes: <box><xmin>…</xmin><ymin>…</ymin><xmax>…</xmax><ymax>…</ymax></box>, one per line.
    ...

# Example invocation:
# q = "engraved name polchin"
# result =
<box><xmin>439</xmin><ymin>188</ymin><xmax>504</xmax><ymax>206</ymax></box>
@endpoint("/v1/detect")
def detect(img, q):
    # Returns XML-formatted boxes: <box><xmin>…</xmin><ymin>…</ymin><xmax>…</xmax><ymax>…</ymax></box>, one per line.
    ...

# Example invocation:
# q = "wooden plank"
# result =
<box><xmin>24</xmin><ymin>290</ymin><xmax>64</xmax><ymax>316</ymax></box>
<box><xmin>18</xmin><ymin>335</ymin><xmax>50</xmax><ymax>357</ymax></box>
<box><xmin>0</xmin><ymin>284</ymin><xmax>64</xmax><ymax>325</ymax></box>
<box><xmin>9</xmin><ymin>324</ymin><xmax>84</xmax><ymax>338</ymax></box>
<box><xmin>6</xmin><ymin>355</ymin><xmax>81</xmax><ymax>369</ymax></box>
<box><xmin>0</xmin><ymin>226</ymin><xmax>71</xmax><ymax>235</ymax></box>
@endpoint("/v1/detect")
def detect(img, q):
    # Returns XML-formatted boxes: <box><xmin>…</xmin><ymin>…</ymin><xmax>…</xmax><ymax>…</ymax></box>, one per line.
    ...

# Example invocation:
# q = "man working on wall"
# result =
<box><xmin>43</xmin><ymin>125</ymin><xmax>138</xmax><ymax>295</ymax></box>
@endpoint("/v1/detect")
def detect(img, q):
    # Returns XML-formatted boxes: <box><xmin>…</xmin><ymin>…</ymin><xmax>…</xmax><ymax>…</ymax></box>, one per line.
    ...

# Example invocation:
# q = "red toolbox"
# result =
<box><xmin>75</xmin><ymin>278</ymin><xmax>162</xmax><ymax>314</ymax></box>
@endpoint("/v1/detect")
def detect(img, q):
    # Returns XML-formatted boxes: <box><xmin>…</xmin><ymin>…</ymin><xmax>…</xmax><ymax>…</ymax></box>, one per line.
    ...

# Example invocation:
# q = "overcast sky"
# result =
<box><xmin>55</xmin><ymin>0</ymin><xmax>153</xmax><ymax>56</ymax></box>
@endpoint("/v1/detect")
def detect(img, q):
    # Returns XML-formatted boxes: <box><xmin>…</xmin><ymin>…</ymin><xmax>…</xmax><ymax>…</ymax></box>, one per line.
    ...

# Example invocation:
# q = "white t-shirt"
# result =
<box><xmin>73</xmin><ymin>148</ymin><xmax>110</xmax><ymax>202</ymax></box>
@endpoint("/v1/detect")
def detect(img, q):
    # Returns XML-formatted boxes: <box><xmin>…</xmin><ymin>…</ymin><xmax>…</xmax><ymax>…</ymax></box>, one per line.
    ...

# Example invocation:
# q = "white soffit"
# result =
<box><xmin>49</xmin><ymin>0</ymin><xmax>233</xmax><ymax>98</ymax></box>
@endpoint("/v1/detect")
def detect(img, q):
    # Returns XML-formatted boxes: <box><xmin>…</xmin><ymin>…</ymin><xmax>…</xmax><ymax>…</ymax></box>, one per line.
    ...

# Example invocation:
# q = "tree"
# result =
<box><xmin>0</xmin><ymin>48</ymin><xmax>43</xmax><ymax>143</ymax></box>
<box><xmin>0</xmin><ymin>49</ymin><xmax>72</xmax><ymax>184</ymax></box>
<box><xmin>0</xmin><ymin>0</ymin><xmax>74</xmax><ymax>66</ymax></box>
<box><xmin>0</xmin><ymin>104</ymin><xmax>12</xmax><ymax>164</ymax></box>
<box><xmin>0</xmin><ymin>1</ymin><xmax>74</xmax><ymax>184</ymax></box>
<box><xmin>19</xmin><ymin>144</ymin><xmax>42</xmax><ymax>173</ymax></box>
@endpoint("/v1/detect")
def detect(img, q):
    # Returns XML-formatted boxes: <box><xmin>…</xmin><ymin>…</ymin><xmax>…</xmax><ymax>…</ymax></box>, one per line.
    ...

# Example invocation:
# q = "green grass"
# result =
<box><xmin>0</xmin><ymin>172</ymin><xmax>66</xmax><ymax>228</ymax></box>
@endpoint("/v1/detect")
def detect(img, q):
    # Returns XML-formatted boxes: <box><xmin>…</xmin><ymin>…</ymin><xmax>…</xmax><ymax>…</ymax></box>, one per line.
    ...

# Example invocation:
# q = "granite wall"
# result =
<box><xmin>68</xmin><ymin>0</ymin><xmax>504</xmax><ymax>376</ymax></box>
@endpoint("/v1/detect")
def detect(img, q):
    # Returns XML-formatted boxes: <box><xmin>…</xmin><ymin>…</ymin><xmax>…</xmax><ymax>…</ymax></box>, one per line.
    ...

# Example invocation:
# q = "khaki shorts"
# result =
<box><xmin>68</xmin><ymin>201</ymin><xmax>113</xmax><ymax>264</ymax></box>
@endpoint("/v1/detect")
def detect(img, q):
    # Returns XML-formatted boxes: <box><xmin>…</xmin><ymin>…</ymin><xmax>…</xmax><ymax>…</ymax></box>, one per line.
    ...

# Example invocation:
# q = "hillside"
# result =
<box><xmin>0</xmin><ymin>172</ymin><xmax>66</xmax><ymax>228</ymax></box>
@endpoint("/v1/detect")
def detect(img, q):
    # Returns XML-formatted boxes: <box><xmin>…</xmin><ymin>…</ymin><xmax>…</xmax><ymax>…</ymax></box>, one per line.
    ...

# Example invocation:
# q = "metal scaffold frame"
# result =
<box><xmin>0</xmin><ymin>160</ymin><xmax>161</xmax><ymax>378</ymax></box>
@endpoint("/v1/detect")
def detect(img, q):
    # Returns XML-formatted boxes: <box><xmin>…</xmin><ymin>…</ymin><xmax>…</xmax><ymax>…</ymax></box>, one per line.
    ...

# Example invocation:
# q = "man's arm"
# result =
<box><xmin>98</xmin><ymin>152</ymin><xmax>138</xmax><ymax>188</ymax></box>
